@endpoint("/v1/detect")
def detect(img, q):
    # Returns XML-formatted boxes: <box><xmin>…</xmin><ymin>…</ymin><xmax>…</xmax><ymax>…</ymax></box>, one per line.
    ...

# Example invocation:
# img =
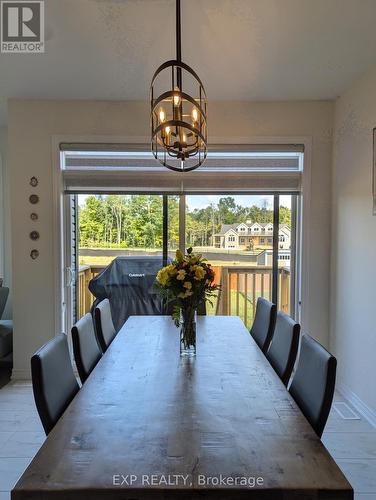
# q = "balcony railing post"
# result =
<box><xmin>217</xmin><ymin>266</ymin><xmax>229</xmax><ymax>315</ymax></box>
<box><xmin>280</xmin><ymin>268</ymin><xmax>290</xmax><ymax>313</ymax></box>
<box><xmin>78</xmin><ymin>265</ymin><xmax>105</xmax><ymax>318</ymax></box>
<box><xmin>84</xmin><ymin>267</ymin><xmax>91</xmax><ymax>314</ymax></box>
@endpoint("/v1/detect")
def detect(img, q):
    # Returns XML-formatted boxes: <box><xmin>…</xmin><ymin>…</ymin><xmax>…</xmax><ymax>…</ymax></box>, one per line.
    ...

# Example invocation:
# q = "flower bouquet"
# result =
<box><xmin>155</xmin><ymin>247</ymin><xmax>220</xmax><ymax>356</ymax></box>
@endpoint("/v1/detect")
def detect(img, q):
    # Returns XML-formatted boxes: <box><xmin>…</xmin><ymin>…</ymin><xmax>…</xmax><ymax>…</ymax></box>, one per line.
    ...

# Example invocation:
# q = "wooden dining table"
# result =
<box><xmin>13</xmin><ymin>315</ymin><xmax>353</xmax><ymax>499</ymax></box>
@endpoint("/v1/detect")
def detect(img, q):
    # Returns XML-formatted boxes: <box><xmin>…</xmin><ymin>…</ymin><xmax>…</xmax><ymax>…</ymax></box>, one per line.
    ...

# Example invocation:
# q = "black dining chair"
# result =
<box><xmin>72</xmin><ymin>313</ymin><xmax>102</xmax><ymax>384</ymax></box>
<box><xmin>94</xmin><ymin>298</ymin><xmax>116</xmax><ymax>353</ymax></box>
<box><xmin>31</xmin><ymin>333</ymin><xmax>79</xmax><ymax>435</ymax></box>
<box><xmin>289</xmin><ymin>334</ymin><xmax>337</xmax><ymax>437</ymax></box>
<box><xmin>265</xmin><ymin>311</ymin><xmax>300</xmax><ymax>386</ymax></box>
<box><xmin>250</xmin><ymin>297</ymin><xmax>276</xmax><ymax>353</ymax></box>
<box><xmin>0</xmin><ymin>287</ymin><xmax>13</xmax><ymax>366</ymax></box>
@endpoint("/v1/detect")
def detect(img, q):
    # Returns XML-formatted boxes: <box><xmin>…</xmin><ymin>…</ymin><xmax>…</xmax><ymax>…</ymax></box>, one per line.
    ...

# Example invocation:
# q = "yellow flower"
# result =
<box><xmin>176</xmin><ymin>269</ymin><xmax>186</xmax><ymax>280</ymax></box>
<box><xmin>156</xmin><ymin>268</ymin><xmax>169</xmax><ymax>285</ymax></box>
<box><xmin>194</xmin><ymin>266</ymin><xmax>205</xmax><ymax>281</ymax></box>
<box><xmin>166</xmin><ymin>264</ymin><xmax>177</xmax><ymax>275</ymax></box>
<box><xmin>183</xmin><ymin>281</ymin><xmax>192</xmax><ymax>290</ymax></box>
<box><xmin>189</xmin><ymin>254</ymin><xmax>201</xmax><ymax>265</ymax></box>
<box><xmin>176</xmin><ymin>249</ymin><xmax>184</xmax><ymax>262</ymax></box>
<box><xmin>178</xmin><ymin>290</ymin><xmax>193</xmax><ymax>299</ymax></box>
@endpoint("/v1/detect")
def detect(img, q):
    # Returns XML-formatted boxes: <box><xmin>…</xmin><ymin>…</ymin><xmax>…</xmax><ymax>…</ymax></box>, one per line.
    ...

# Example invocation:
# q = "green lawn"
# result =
<box><xmin>79</xmin><ymin>255</ymin><xmax>117</xmax><ymax>266</ymax></box>
<box><xmin>207</xmin><ymin>290</ymin><xmax>255</xmax><ymax>330</ymax></box>
<box><xmin>79</xmin><ymin>254</ymin><xmax>254</xmax><ymax>269</ymax></box>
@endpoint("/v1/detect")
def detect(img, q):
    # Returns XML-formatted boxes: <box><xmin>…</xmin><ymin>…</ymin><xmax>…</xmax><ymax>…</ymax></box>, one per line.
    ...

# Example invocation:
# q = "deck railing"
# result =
<box><xmin>78</xmin><ymin>264</ymin><xmax>290</xmax><ymax>329</ymax></box>
<box><xmin>215</xmin><ymin>266</ymin><xmax>290</xmax><ymax>328</ymax></box>
<box><xmin>78</xmin><ymin>265</ymin><xmax>105</xmax><ymax>318</ymax></box>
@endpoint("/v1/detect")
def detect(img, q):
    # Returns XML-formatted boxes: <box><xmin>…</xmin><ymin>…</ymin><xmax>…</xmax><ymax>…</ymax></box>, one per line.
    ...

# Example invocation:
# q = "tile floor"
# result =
<box><xmin>0</xmin><ymin>381</ymin><xmax>375</xmax><ymax>499</ymax></box>
<box><xmin>322</xmin><ymin>393</ymin><xmax>376</xmax><ymax>500</ymax></box>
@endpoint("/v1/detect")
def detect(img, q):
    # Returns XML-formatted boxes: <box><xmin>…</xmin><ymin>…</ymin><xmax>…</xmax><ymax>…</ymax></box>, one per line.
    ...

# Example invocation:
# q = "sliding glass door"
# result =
<box><xmin>65</xmin><ymin>191</ymin><xmax>298</xmax><ymax>331</ymax></box>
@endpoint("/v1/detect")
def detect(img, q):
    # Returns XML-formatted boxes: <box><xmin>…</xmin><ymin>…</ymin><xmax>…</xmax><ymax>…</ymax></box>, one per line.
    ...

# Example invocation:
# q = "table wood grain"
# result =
<box><xmin>13</xmin><ymin>316</ymin><xmax>353</xmax><ymax>499</ymax></box>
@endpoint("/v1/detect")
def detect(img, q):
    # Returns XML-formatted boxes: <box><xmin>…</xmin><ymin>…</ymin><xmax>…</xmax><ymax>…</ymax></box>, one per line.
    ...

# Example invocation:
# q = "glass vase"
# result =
<box><xmin>180</xmin><ymin>308</ymin><xmax>197</xmax><ymax>357</ymax></box>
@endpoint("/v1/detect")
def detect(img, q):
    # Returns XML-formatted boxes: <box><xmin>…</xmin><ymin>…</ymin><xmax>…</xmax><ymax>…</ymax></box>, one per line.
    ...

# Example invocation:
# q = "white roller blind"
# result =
<box><xmin>61</xmin><ymin>144</ymin><xmax>303</xmax><ymax>194</ymax></box>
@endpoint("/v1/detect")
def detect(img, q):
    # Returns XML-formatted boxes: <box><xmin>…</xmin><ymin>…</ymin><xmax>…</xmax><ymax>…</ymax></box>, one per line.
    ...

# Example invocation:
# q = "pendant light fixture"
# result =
<box><xmin>150</xmin><ymin>0</ymin><xmax>208</xmax><ymax>172</ymax></box>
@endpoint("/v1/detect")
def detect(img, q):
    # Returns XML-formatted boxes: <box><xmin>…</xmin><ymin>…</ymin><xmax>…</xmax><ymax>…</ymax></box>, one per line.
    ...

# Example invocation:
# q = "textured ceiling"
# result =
<box><xmin>1</xmin><ymin>0</ymin><xmax>376</xmax><ymax>125</ymax></box>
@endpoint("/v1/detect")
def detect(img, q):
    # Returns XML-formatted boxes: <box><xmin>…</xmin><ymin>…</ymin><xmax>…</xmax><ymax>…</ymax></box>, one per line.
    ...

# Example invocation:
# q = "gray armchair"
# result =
<box><xmin>0</xmin><ymin>287</ymin><xmax>13</xmax><ymax>368</ymax></box>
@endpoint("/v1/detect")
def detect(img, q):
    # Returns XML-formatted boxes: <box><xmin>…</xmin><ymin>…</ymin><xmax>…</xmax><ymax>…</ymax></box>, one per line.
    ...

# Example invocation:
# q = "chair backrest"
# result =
<box><xmin>31</xmin><ymin>333</ymin><xmax>79</xmax><ymax>435</ymax></box>
<box><xmin>250</xmin><ymin>297</ymin><xmax>276</xmax><ymax>353</ymax></box>
<box><xmin>94</xmin><ymin>298</ymin><xmax>116</xmax><ymax>353</ymax></box>
<box><xmin>0</xmin><ymin>287</ymin><xmax>9</xmax><ymax>319</ymax></box>
<box><xmin>266</xmin><ymin>311</ymin><xmax>300</xmax><ymax>386</ymax></box>
<box><xmin>72</xmin><ymin>313</ymin><xmax>102</xmax><ymax>384</ymax></box>
<box><xmin>289</xmin><ymin>334</ymin><xmax>337</xmax><ymax>437</ymax></box>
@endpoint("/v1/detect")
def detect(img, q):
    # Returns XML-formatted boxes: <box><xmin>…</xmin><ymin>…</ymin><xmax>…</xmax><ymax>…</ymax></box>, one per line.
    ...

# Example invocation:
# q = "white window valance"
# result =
<box><xmin>60</xmin><ymin>143</ymin><xmax>303</xmax><ymax>194</ymax></box>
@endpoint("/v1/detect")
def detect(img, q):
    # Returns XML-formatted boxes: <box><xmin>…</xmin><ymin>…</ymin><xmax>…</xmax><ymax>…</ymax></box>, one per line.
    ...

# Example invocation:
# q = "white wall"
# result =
<box><xmin>0</xmin><ymin>128</ymin><xmax>5</xmax><ymax>279</ymax></box>
<box><xmin>8</xmin><ymin>99</ymin><xmax>334</xmax><ymax>378</ymax></box>
<box><xmin>331</xmin><ymin>66</ymin><xmax>376</xmax><ymax>415</ymax></box>
<box><xmin>0</xmin><ymin>126</ymin><xmax>12</xmax><ymax>319</ymax></box>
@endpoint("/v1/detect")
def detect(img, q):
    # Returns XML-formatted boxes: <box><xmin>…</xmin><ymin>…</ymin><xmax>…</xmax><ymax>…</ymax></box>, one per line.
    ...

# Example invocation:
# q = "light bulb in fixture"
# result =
<box><xmin>159</xmin><ymin>108</ymin><xmax>166</xmax><ymax>122</ymax></box>
<box><xmin>164</xmin><ymin>126</ymin><xmax>170</xmax><ymax>145</ymax></box>
<box><xmin>192</xmin><ymin>107</ymin><xmax>198</xmax><ymax>123</ymax></box>
<box><xmin>173</xmin><ymin>87</ymin><xmax>181</xmax><ymax>106</ymax></box>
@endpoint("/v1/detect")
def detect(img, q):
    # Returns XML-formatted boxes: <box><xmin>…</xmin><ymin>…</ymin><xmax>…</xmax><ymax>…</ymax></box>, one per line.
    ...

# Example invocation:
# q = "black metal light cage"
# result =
<box><xmin>150</xmin><ymin>0</ymin><xmax>208</xmax><ymax>172</ymax></box>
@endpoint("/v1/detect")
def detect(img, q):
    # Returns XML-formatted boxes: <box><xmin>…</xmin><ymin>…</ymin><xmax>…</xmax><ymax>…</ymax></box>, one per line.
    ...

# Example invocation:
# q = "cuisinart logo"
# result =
<box><xmin>128</xmin><ymin>273</ymin><xmax>145</xmax><ymax>278</ymax></box>
<box><xmin>1</xmin><ymin>1</ymin><xmax>44</xmax><ymax>53</ymax></box>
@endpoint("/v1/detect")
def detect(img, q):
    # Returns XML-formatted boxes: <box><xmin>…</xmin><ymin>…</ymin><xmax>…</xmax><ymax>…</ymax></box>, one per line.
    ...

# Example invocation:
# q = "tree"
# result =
<box><xmin>218</xmin><ymin>197</ymin><xmax>237</xmax><ymax>224</ymax></box>
<box><xmin>78</xmin><ymin>194</ymin><xmax>291</xmax><ymax>250</ymax></box>
<box><xmin>79</xmin><ymin>195</ymin><xmax>105</xmax><ymax>247</ymax></box>
<box><xmin>279</xmin><ymin>206</ymin><xmax>291</xmax><ymax>227</ymax></box>
<box><xmin>107</xmin><ymin>196</ymin><xmax>126</xmax><ymax>246</ymax></box>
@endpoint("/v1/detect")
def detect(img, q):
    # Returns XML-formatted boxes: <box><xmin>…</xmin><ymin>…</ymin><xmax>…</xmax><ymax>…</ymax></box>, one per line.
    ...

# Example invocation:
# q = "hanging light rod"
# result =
<box><xmin>150</xmin><ymin>0</ymin><xmax>208</xmax><ymax>172</ymax></box>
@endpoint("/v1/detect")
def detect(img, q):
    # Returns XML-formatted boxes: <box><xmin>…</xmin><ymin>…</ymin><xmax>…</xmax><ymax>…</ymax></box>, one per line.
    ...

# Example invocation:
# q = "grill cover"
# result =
<box><xmin>88</xmin><ymin>256</ymin><xmax>169</xmax><ymax>330</ymax></box>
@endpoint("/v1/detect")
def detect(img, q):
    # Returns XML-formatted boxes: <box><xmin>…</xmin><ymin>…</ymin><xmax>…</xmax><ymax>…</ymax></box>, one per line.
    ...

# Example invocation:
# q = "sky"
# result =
<box><xmin>186</xmin><ymin>195</ymin><xmax>292</xmax><ymax>211</ymax></box>
<box><xmin>78</xmin><ymin>194</ymin><xmax>291</xmax><ymax>210</ymax></box>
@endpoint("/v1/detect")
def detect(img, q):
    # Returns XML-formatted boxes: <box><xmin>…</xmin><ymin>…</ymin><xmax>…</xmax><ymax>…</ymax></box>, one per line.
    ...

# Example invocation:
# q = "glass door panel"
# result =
<box><xmin>185</xmin><ymin>195</ymin><xmax>275</xmax><ymax>329</ymax></box>
<box><xmin>76</xmin><ymin>194</ymin><xmax>178</xmax><ymax>321</ymax></box>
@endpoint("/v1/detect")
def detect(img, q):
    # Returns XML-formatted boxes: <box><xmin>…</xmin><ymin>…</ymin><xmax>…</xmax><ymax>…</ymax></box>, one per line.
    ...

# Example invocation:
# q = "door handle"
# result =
<box><xmin>65</xmin><ymin>267</ymin><xmax>74</xmax><ymax>287</ymax></box>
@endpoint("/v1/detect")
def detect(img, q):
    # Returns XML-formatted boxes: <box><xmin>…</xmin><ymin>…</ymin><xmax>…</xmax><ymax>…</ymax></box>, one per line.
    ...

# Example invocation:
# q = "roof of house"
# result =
<box><xmin>215</xmin><ymin>222</ymin><xmax>290</xmax><ymax>236</ymax></box>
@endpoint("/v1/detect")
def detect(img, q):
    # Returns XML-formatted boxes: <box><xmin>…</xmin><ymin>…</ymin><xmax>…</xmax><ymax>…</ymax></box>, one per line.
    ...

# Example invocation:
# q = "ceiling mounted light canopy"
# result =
<box><xmin>150</xmin><ymin>0</ymin><xmax>208</xmax><ymax>172</ymax></box>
